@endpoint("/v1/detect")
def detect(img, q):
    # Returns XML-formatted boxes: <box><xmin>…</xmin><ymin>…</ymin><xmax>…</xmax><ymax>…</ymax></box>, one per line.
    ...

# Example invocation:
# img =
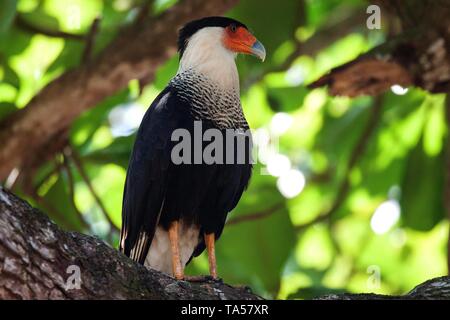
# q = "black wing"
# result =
<box><xmin>119</xmin><ymin>87</ymin><xmax>183</xmax><ymax>264</ymax></box>
<box><xmin>189</xmin><ymin>135</ymin><xmax>253</xmax><ymax>260</ymax></box>
<box><xmin>120</xmin><ymin>86</ymin><xmax>253</xmax><ymax>265</ymax></box>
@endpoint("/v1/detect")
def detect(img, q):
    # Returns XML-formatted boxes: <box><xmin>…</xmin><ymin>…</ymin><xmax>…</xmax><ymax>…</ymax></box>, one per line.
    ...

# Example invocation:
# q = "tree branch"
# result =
<box><xmin>316</xmin><ymin>276</ymin><xmax>450</xmax><ymax>299</ymax></box>
<box><xmin>0</xmin><ymin>0</ymin><xmax>240</xmax><ymax>182</ymax></box>
<box><xmin>309</xmin><ymin>1</ymin><xmax>450</xmax><ymax>96</ymax></box>
<box><xmin>0</xmin><ymin>187</ymin><xmax>261</xmax><ymax>300</ymax></box>
<box><xmin>61</xmin><ymin>153</ymin><xmax>90</xmax><ymax>231</ymax></box>
<box><xmin>226</xmin><ymin>202</ymin><xmax>284</xmax><ymax>226</ymax></box>
<box><xmin>15</xmin><ymin>15</ymin><xmax>85</xmax><ymax>41</ymax></box>
<box><xmin>136</xmin><ymin>0</ymin><xmax>155</xmax><ymax>23</ymax></box>
<box><xmin>1</xmin><ymin>188</ymin><xmax>449</xmax><ymax>299</ymax></box>
<box><xmin>82</xmin><ymin>17</ymin><xmax>102</xmax><ymax>64</ymax></box>
<box><xmin>68</xmin><ymin>147</ymin><xmax>120</xmax><ymax>234</ymax></box>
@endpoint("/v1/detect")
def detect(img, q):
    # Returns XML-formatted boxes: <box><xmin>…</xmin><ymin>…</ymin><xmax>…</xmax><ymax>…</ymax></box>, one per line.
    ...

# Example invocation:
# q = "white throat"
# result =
<box><xmin>177</xmin><ymin>27</ymin><xmax>240</xmax><ymax>93</ymax></box>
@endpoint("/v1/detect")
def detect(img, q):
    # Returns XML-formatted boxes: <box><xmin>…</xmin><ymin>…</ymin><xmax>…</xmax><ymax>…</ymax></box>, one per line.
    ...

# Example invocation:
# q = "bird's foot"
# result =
<box><xmin>183</xmin><ymin>275</ymin><xmax>223</xmax><ymax>283</ymax></box>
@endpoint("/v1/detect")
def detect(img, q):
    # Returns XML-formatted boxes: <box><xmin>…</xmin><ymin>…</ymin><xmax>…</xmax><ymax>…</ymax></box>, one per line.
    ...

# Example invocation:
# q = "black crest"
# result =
<box><xmin>178</xmin><ymin>16</ymin><xmax>247</xmax><ymax>58</ymax></box>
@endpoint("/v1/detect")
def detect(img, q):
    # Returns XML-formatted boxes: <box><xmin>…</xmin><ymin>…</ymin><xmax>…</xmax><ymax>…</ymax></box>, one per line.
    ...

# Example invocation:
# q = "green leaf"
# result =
<box><xmin>88</xmin><ymin>163</ymin><xmax>126</xmax><ymax>228</ymax></box>
<box><xmin>229</xmin><ymin>0</ymin><xmax>303</xmax><ymax>80</ymax></box>
<box><xmin>41</xmin><ymin>175</ymin><xmax>86</xmax><ymax>232</ymax></box>
<box><xmin>0</xmin><ymin>0</ymin><xmax>17</xmax><ymax>33</ymax></box>
<box><xmin>70</xmin><ymin>89</ymin><xmax>130</xmax><ymax>150</ymax></box>
<box><xmin>315</xmin><ymin>97</ymin><xmax>372</xmax><ymax>165</ymax></box>
<box><xmin>18</xmin><ymin>10</ymin><xmax>61</xmax><ymax>32</ymax></box>
<box><xmin>1</xmin><ymin>62</ymin><xmax>20</xmax><ymax>89</ymax></box>
<box><xmin>357</xmin><ymin>90</ymin><xmax>427</xmax><ymax>197</ymax></box>
<box><xmin>47</xmin><ymin>41</ymin><xmax>85</xmax><ymax>73</ymax></box>
<box><xmin>153</xmin><ymin>56</ymin><xmax>179</xmax><ymax>90</ymax></box>
<box><xmin>0</xmin><ymin>26</ymin><xmax>32</xmax><ymax>56</ymax></box>
<box><xmin>266</xmin><ymin>86</ymin><xmax>308</xmax><ymax>112</ymax></box>
<box><xmin>400</xmin><ymin>135</ymin><xmax>446</xmax><ymax>231</ymax></box>
<box><xmin>83</xmin><ymin>135</ymin><xmax>135</xmax><ymax>169</ymax></box>
<box><xmin>0</xmin><ymin>102</ymin><xmax>17</xmax><ymax>119</ymax></box>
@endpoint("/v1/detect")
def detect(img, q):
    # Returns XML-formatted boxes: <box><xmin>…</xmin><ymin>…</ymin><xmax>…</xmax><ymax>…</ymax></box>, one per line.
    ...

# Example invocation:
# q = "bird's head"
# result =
<box><xmin>177</xmin><ymin>17</ymin><xmax>265</xmax><ymax>91</ymax></box>
<box><xmin>178</xmin><ymin>16</ymin><xmax>266</xmax><ymax>62</ymax></box>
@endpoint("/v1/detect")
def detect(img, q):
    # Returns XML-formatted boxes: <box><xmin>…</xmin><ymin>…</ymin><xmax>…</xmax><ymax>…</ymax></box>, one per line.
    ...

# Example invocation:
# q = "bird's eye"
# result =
<box><xmin>230</xmin><ymin>24</ymin><xmax>237</xmax><ymax>33</ymax></box>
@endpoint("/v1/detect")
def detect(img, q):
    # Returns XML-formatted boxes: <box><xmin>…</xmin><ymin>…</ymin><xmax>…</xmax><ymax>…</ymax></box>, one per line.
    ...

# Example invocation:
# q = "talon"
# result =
<box><xmin>184</xmin><ymin>275</ymin><xmax>221</xmax><ymax>282</ymax></box>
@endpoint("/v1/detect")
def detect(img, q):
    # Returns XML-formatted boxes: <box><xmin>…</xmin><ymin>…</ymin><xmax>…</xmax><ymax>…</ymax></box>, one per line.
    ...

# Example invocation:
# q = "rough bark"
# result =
<box><xmin>1</xmin><ymin>188</ymin><xmax>450</xmax><ymax>300</ymax></box>
<box><xmin>317</xmin><ymin>276</ymin><xmax>450</xmax><ymax>299</ymax></box>
<box><xmin>309</xmin><ymin>0</ymin><xmax>450</xmax><ymax>96</ymax></box>
<box><xmin>0</xmin><ymin>187</ymin><xmax>260</xmax><ymax>300</ymax></box>
<box><xmin>0</xmin><ymin>0</ymin><xmax>240</xmax><ymax>182</ymax></box>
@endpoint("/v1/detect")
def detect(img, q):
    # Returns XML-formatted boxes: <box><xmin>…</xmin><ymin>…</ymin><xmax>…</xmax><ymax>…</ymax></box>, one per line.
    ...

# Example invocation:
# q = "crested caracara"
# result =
<box><xmin>120</xmin><ymin>16</ymin><xmax>265</xmax><ymax>280</ymax></box>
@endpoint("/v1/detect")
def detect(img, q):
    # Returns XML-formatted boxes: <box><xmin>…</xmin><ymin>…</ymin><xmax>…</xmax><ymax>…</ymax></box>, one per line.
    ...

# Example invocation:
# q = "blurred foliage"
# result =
<box><xmin>0</xmin><ymin>0</ymin><xmax>449</xmax><ymax>299</ymax></box>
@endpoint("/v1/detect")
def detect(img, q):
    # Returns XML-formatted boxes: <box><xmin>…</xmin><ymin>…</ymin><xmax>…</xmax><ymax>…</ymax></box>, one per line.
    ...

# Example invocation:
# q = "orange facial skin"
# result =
<box><xmin>223</xmin><ymin>25</ymin><xmax>257</xmax><ymax>55</ymax></box>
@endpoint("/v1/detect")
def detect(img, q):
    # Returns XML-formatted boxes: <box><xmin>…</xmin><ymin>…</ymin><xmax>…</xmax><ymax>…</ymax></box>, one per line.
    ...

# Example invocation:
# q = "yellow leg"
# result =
<box><xmin>205</xmin><ymin>233</ymin><xmax>218</xmax><ymax>279</ymax></box>
<box><xmin>168</xmin><ymin>221</ymin><xmax>184</xmax><ymax>280</ymax></box>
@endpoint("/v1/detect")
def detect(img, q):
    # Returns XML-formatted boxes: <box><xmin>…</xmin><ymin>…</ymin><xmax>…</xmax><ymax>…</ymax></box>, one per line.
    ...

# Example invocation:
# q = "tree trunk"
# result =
<box><xmin>0</xmin><ymin>188</ymin><xmax>449</xmax><ymax>300</ymax></box>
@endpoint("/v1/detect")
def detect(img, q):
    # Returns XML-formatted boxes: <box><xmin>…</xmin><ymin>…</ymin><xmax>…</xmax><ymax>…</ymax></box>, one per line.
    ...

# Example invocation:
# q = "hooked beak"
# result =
<box><xmin>251</xmin><ymin>40</ymin><xmax>266</xmax><ymax>62</ymax></box>
<box><xmin>224</xmin><ymin>26</ymin><xmax>266</xmax><ymax>62</ymax></box>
